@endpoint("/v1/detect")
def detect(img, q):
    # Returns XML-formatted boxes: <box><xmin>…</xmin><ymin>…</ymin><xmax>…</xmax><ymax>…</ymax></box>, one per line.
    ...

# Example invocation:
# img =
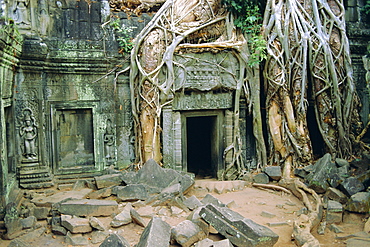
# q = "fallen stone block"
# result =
<box><xmin>32</xmin><ymin>206</ymin><xmax>50</xmax><ymax>220</ymax></box>
<box><xmin>194</xmin><ymin>238</ymin><xmax>233</xmax><ymax>247</ymax></box>
<box><xmin>201</xmin><ymin>194</ymin><xmax>225</xmax><ymax>207</ymax></box>
<box><xmin>121</xmin><ymin>159</ymin><xmax>194</xmax><ymax>194</ymax></box>
<box><xmin>52</xmin><ymin>225</ymin><xmax>67</xmax><ymax>235</ymax></box>
<box><xmin>31</xmin><ymin>188</ymin><xmax>93</xmax><ymax>207</ymax></box>
<box><xmin>8</xmin><ymin>238</ymin><xmax>28</xmax><ymax>247</ymax></box>
<box><xmin>339</xmin><ymin>177</ymin><xmax>365</xmax><ymax>196</ymax></box>
<box><xmin>59</xmin><ymin>199</ymin><xmax>118</xmax><ymax>217</ymax></box>
<box><xmin>150</xmin><ymin>183</ymin><xmax>189</xmax><ymax>212</ymax></box>
<box><xmin>264</xmin><ymin>166</ymin><xmax>282</xmax><ymax>181</ymax></box>
<box><xmin>20</xmin><ymin>216</ymin><xmax>36</xmax><ymax>229</ymax></box>
<box><xmin>305</xmin><ymin>153</ymin><xmax>334</xmax><ymax>193</ymax></box>
<box><xmin>329</xmin><ymin>223</ymin><xmax>343</xmax><ymax>233</ymax></box>
<box><xmin>346</xmin><ymin>238</ymin><xmax>370</xmax><ymax>247</ymax></box>
<box><xmin>91</xmin><ymin>230</ymin><xmax>108</xmax><ymax>244</ymax></box>
<box><xmin>116</xmin><ymin>184</ymin><xmax>149</xmax><ymax>201</ymax></box>
<box><xmin>111</xmin><ymin>203</ymin><xmax>132</xmax><ymax>227</ymax></box>
<box><xmin>100</xmin><ymin>233</ymin><xmax>131</xmax><ymax>247</ymax></box>
<box><xmin>267</xmin><ymin>222</ymin><xmax>289</xmax><ymax>227</ymax></box>
<box><xmin>253</xmin><ymin>173</ymin><xmax>269</xmax><ymax>184</ymax></box>
<box><xmin>200</xmin><ymin>204</ymin><xmax>279</xmax><ymax>247</ymax></box>
<box><xmin>261</xmin><ymin>211</ymin><xmax>276</xmax><ymax>218</ymax></box>
<box><xmin>65</xmin><ymin>231</ymin><xmax>89</xmax><ymax>246</ymax></box>
<box><xmin>345</xmin><ymin>192</ymin><xmax>370</xmax><ymax>213</ymax></box>
<box><xmin>326</xmin><ymin>200</ymin><xmax>343</xmax><ymax>224</ymax></box>
<box><xmin>325</xmin><ymin>187</ymin><xmax>348</xmax><ymax>204</ymax></box>
<box><xmin>131</xmin><ymin>208</ymin><xmax>146</xmax><ymax>227</ymax></box>
<box><xmin>86</xmin><ymin>187</ymin><xmax>112</xmax><ymax>199</ymax></box>
<box><xmin>61</xmin><ymin>215</ymin><xmax>92</xmax><ymax>233</ymax></box>
<box><xmin>95</xmin><ymin>173</ymin><xmax>123</xmax><ymax>189</ymax></box>
<box><xmin>171</xmin><ymin>220</ymin><xmax>208</xmax><ymax>247</ymax></box>
<box><xmin>90</xmin><ymin>216</ymin><xmax>105</xmax><ymax>231</ymax></box>
<box><xmin>136</xmin><ymin>217</ymin><xmax>171</xmax><ymax>247</ymax></box>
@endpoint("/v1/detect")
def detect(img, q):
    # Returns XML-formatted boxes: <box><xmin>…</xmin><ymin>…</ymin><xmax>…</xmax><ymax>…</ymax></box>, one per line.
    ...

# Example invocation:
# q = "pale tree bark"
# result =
<box><xmin>263</xmin><ymin>0</ymin><xmax>359</xmax><ymax>178</ymax></box>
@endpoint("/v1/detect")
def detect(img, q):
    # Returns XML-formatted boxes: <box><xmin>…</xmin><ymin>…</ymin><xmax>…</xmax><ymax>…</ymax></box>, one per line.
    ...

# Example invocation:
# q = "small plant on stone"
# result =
<box><xmin>110</xmin><ymin>18</ymin><xmax>136</xmax><ymax>54</ymax></box>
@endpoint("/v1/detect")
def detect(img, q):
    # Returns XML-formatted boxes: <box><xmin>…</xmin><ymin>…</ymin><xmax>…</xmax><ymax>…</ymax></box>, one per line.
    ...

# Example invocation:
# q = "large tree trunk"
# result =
<box><xmin>263</xmin><ymin>0</ymin><xmax>358</xmax><ymax>177</ymax></box>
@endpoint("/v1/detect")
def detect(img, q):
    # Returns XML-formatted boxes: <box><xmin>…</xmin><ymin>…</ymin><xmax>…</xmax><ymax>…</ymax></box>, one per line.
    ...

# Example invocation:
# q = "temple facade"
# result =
<box><xmin>0</xmin><ymin>0</ymin><xmax>369</xmax><ymax>214</ymax></box>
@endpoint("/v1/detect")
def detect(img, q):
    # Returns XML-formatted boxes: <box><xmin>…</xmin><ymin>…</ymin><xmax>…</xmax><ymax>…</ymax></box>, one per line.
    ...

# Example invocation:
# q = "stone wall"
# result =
<box><xmin>0</xmin><ymin>22</ymin><xmax>23</xmax><ymax>214</ymax></box>
<box><xmin>345</xmin><ymin>0</ymin><xmax>370</xmax><ymax>123</ymax></box>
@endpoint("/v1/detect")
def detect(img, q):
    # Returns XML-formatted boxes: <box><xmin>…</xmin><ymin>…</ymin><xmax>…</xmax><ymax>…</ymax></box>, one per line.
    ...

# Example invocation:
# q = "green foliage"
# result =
<box><xmin>222</xmin><ymin>0</ymin><xmax>267</xmax><ymax>67</ymax></box>
<box><xmin>110</xmin><ymin>18</ymin><xmax>136</xmax><ymax>54</ymax></box>
<box><xmin>362</xmin><ymin>0</ymin><xmax>370</xmax><ymax>15</ymax></box>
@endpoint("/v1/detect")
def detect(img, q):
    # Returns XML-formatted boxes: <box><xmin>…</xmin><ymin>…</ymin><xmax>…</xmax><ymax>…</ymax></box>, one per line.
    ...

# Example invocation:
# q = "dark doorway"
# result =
<box><xmin>186</xmin><ymin>116</ymin><xmax>216</xmax><ymax>178</ymax></box>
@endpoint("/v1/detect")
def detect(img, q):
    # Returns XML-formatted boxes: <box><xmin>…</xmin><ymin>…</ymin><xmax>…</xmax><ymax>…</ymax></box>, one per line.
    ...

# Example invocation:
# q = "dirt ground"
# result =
<box><xmin>0</xmin><ymin>179</ymin><xmax>367</xmax><ymax>247</ymax></box>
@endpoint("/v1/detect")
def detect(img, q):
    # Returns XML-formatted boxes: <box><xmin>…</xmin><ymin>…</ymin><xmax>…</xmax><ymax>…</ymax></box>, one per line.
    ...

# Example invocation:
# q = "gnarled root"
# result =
<box><xmin>279</xmin><ymin>178</ymin><xmax>322</xmax><ymax>247</ymax></box>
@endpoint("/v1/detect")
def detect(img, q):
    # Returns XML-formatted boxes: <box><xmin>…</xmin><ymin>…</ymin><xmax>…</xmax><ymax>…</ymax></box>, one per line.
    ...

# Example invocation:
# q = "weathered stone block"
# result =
<box><xmin>325</xmin><ymin>187</ymin><xmax>348</xmax><ymax>204</ymax></box>
<box><xmin>20</xmin><ymin>216</ymin><xmax>36</xmax><ymax>229</ymax></box>
<box><xmin>335</xmin><ymin>158</ymin><xmax>349</xmax><ymax>167</ymax></box>
<box><xmin>339</xmin><ymin>177</ymin><xmax>365</xmax><ymax>196</ymax></box>
<box><xmin>52</xmin><ymin>225</ymin><xmax>67</xmax><ymax>236</ymax></box>
<box><xmin>345</xmin><ymin>192</ymin><xmax>370</xmax><ymax>213</ymax></box>
<box><xmin>65</xmin><ymin>231</ymin><xmax>89</xmax><ymax>246</ymax></box>
<box><xmin>95</xmin><ymin>174</ymin><xmax>123</xmax><ymax>189</ymax></box>
<box><xmin>294</xmin><ymin>168</ymin><xmax>308</xmax><ymax>178</ymax></box>
<box><xmin>100</xmin><ymin>233</ymin><xmax>131</xmax><ymax>247</ymax></box>
<box><xmin>90</xmin><ymin>216</ymin><xmax>105</xmax><ymax>231</ymax></box>
<box><xmin>130</xmin><ymin>208</ymin><xmax>146</xmax><ymax>227</ymax></box>
<box><xmin>264</xmin><ymin>166</ymin><xmax>282</xmax><ymax>181</ymax></box>
<box><xmin>305</xmin><ymin>153</ymin><xmax>334</xmax><ymax>193</ymax></box>
<box><xmin>200</xmin><ymin>204</ymin><xmax>279</xmax><ymax>247</ymax></box>
<box><xmin>195</xmin><ymin>238</ymin><xmax>233</xmax><ymax>247</ymax></box>
<box><xmin>184</xmin><ymin>195</ymin><xmax>203</xmax><ymax>211</ymax></box>
<box><xmin>91</xmin><ymin>230</ymin><xmax>108</xmax><ymax>244</ymax></box>
<box><xmin>59</xmin><ymin>199</ymin><xmax>118</xmax><ymax>216</ymax></box>
<box><xmin>111</xmin><ymin>203</ymin><xmax>132</xmax><ymax>227</ymax></box>
<box><xmin>32</xmin><ymin>207</ymin><xmax>50</xmax><ymax>220</ymax></box>
<box><xmin>86</xmin><ymin>187</ymin><xmax>112</xmax><ymax>199</ymax></box>
<box><xmin>61</xmin><ymin>215</ymin><xmax>92</xmax><ymax>233</ymax></box>
<box><xmin>171</xmin><ymin>220</ymin><xmax>208</xmax><ymax>247</ymax></box>
<box><xmin>136</xmin><ymin>217</ymin><xmax>171</xmax><ymax>247</ymax></box>
<box><xmin>116</xmin><ymin>184</ymin><xmax>149</xmax><ymax>201</ymax></box>
<box><xmin>121</xmin><ymin>159</ymin><xmax>194</xmax><ymax>194</ymax></box>
<box><xmin>201</xmin><ymin>194</ymin><xmax>225</xmax><ymax>207</ymax></box>
<box><xmin>253</xmin><ymin>173</ymin><xmax>269</xmax><ymax>184</ymax></box>
<box><xmin>326</xmin><ymin>200</ymin><xmax>343</xmax><ymax>224</ymax></box>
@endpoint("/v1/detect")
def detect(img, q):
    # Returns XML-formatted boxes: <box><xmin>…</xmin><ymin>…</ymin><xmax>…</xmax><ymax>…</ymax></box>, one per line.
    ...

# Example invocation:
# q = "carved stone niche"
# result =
<box><xmin>50</xmin><ymin>101</ymin><xmax>102</xmax><ymax>175</ymax></box>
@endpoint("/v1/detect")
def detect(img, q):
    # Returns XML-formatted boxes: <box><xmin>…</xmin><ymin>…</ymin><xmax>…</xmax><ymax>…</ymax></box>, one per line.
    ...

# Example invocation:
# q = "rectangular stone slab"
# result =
<box><xmin>200</xmin><ymin>204</ymin><xmax>279</xmax><ymax>247</ymax></box>
<box><xmin>59</xmin><ymin>199</ymin><xmax>118</xmax><ymax>216</ymax></box>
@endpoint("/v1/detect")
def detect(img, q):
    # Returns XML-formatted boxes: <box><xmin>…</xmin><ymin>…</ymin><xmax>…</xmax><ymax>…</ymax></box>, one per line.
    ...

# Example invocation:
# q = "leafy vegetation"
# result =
<box><xmin>222</xmin><ymin>0</ymin><xmax>267</xmax><ymax>66</ymax></box>
<box><xmin>362</xmin><ymin>0</ymin><xmax>370</xmax><ymax>15</ymax></box>
<box><xmin>110</xmin><ymin>18</ymin><xmax>136</xmax><ymax>54</ymax></box>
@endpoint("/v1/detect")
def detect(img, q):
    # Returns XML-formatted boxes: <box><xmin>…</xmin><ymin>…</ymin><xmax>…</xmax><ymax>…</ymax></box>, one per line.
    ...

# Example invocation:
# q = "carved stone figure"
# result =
<box><xmin>104</xmin><ymin>119</ymin><xmax>115</xmax><ymax>160</ymax></box>
<box><xmin>19</xmin><ymin>109</ymin><xmax>38</xmax><ymax>160</ymax></box>
<box><xmin>13</xmin><ymin>0</ymin><xmax>31</xmax><ymax>27</ymax></box>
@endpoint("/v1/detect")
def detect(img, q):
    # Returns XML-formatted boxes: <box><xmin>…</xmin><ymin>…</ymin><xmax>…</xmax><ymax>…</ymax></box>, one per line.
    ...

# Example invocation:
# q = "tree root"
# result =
<box><xmin>279</xmin><ymin>178</ymin><xmax>322</xmax><ymax>247</ymax></box>
<box><xmin>252</xmin><ymin>183</ymin><xmax>292</xmax><ymax>194</ymax></box>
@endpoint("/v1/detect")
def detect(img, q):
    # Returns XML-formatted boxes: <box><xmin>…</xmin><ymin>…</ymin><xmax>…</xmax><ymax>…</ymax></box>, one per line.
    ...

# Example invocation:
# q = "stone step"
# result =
<box><xmin>193</xmin><ymin>180</ymin><xmax>247</xmax><ymax>194</ymax></box>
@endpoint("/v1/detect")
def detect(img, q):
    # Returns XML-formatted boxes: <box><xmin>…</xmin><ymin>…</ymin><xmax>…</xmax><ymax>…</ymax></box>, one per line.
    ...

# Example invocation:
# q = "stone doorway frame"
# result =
<box><xmin>50</xmin><ymin>101</ymin><xmax>101</xmax><ymax>175</ymax></box>
<box><xmin>181</xmin><ymin>111</ymin><xmax>224</xmax><ymax>178</ymax></box>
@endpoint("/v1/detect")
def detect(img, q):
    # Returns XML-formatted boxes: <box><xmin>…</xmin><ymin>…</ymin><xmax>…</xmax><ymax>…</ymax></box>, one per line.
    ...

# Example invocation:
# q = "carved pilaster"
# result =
<box><xmin>162</xmin><ymin>105</ymin><xmax>173</xmax><ymax>167</ymax></box>
<box><xmin>16</xmin><ymin>108</ymin><xmax>53</xmax><ymax>189</ymax></box>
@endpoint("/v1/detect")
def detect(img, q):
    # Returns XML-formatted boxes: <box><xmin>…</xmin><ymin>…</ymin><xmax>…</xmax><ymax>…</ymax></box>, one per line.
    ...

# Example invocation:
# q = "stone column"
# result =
<box><xmin>162</xmin><ymin>105</ymin><xmax>173</xmax><ymax>167</ymax></box>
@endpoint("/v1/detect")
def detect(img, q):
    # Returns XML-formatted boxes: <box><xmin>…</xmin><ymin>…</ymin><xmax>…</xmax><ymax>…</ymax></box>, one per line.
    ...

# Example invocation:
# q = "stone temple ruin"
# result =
<box><xmin>0</xmin><ymin>0</ymin><xmax>370</xmax><ymax>246</ymax></box>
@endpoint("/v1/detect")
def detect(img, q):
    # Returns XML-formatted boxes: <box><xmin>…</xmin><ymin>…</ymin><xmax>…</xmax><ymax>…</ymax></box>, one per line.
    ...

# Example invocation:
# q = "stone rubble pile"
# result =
<box><xmin>3</xmin><ymin>159</ymin><xmax>279</xmax><ymax>247</ymax></box>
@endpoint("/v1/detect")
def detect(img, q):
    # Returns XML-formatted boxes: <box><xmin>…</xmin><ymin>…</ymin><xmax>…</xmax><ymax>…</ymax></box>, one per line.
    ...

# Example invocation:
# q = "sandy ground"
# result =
<box><xmin>0</xmin><ymin>179</ymin><xmax>367</xmax><ymax>247</ymax></box>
